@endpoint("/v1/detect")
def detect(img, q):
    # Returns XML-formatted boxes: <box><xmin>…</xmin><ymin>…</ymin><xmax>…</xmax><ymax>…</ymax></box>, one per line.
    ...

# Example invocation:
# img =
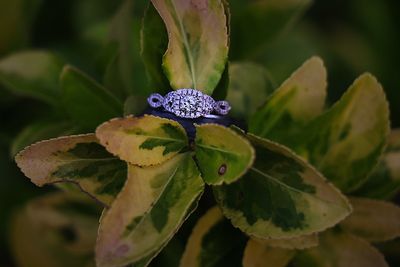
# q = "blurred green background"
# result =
<box><xmin>0</xmin><ymin>0</ymin><xmax>399</xmax><ymax>266</ymax></box>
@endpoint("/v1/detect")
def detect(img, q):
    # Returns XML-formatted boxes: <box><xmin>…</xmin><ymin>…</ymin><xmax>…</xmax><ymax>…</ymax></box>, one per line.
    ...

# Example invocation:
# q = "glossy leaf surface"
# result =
<box><xmin>249</xmin><ymin>56</ymin><xmax>327</xmax><ymax>148</ymax></box>
<box><xmin>151</xmin><ymin>0</ymin><xmax>229</xmax><ymax>94</ymax></box>
<box><xmin>15</xmin><ymin>134</ymin><xmax>127</xmax><ymax>206</ymax></box>
<box><xmin>96</xmin><ymin>115</ymin><xmax>188</xmax><ymax>166</ymax></box>
<box><xmin>299</xmin><ymin>73</ymin><xmax>390</xmax><ymax>192</ymax></box>
<box><xmin>195</xmin><ymin>124</ymin><xmax>254</xmax><ymax>185</ymax></box>
<box><xmin>96</xmin><ymin>153</ymin><xmax>204</xmax><ymax>267</ymax></box>
<box><xmin>214</xmin><ymin>133</ymin><xmax>351</xmax><ymax>239</ymax></box>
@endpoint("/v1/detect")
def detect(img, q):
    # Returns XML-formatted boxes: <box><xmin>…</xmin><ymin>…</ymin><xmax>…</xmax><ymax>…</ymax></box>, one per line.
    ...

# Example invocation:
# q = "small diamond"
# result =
<box><xmin>214</xmin><ymin>100</ymin><xmax>231</xmax><ymax>115</ymax></box>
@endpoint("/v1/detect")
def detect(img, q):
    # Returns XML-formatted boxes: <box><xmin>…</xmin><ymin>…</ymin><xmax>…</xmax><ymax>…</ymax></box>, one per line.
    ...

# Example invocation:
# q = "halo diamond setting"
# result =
<box><xmin>147</xmin><ymin>88</ymin><xmax>231</xmax><ymax>118</ymax></box>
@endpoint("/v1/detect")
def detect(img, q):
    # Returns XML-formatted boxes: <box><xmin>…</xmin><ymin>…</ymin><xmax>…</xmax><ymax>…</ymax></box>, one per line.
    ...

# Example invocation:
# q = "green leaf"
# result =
<box><xmin>252</xmin><ymin>233</ymin><xmax>318</xmax><ymax>250</ymax></box>
<box><xmin>0</xmin><ymin>51</ymin><xmax>64</xmax><ymax>105</ymax></box>
<box><xmin>211</xmin><ymin>60</ymin><xmax>230</xmax><ymax>100</ymax></box>
<box><xmin>226</xmin><ymin>62</ymin><xmax>276</xmax><ymax>119</ymax></box>
<box><xmin>210</xmin><ymin>0</ymin><xmax>231</xmax><ymax>100</ymax></box>
<box><xmin>341</xmin><ymin>198</ymin><xmax>400</xmax><ymax>242</ymax></box>
<box><xmin>214</xmin><ymin>133</ymin><xmax>351</xmax><ymax>239</ymax></box>
<box><xmin>249</xmin><ymin>56</ymin><xmax>327</xmax><ymax>148</ymax></box>
<box><xmin>141</xmin><ymin>3</ymin><xmax>171</xmax><ymax>94</ymax></box>
<box><xmin>297</xmin><ymin>73</ymin><xmax>390</xmax><ymax>192</ymax></box>
<box><xmin>230</xmin><ymin>0</ymin><xmax>312</xmax><ymax>60</ymax></box>
<box><xmin>60</xmin><ymin>66</ymin><xmax>123</xmax><ymax>131</ymax></box>
<box><xmin>242</xmin><ymin>239</ymin><xmax>295</xmax><ymax>267</ymax></box>
<box><xmin>96</xmin><ymin>153</ymin><xmax>204</xmax><ymax>267</ymax></box>
<box><xmin>194</xmin><ymin>124</ymin><xmax>255</xmax><ymax>185</ymax></box>
<box><xmin>104</xmin><ymin>0</ymin><xmax>150</xmax><ymax>98</ymax></box>
<box><xmin>123</xmin><ymin>95</ymin><xmax>148</xmax><ymax>116</ymax></box>
<box><xmin>180</xmin><ymin>206</ymin><xmax>247</xmax><ymax>267</ymax></box>
<box><xmin>354</xmin><ymin>129</ymin><xmax>400</xmax><ymax>199</ymax></box>
<box><xmin>293</xmin><ymin>230</ymin><xmax>389</xmax><ymax>267</ymax></box>
<box><xmin>151</xmin><ymin>0</ymin><xmax>229</xmax><ymax>94</ymax></box>
<box><xmin>11</xmin><ymin>120</ymin><xmax>76</xmax><ymax>157</ymax></box>
<box><xmin>10</xmin><ymin>192</ymin><xmax>101</xmax><ymax>267</ymax></box>
<box><xmin>15</xmin><ymin>134</ymin><xmax>127</xmax><ymax>206</ymax></box>
<box><xmin>96</xmin><ymin>115</ymin><xmax>188</xmax><ymax>166</ymax></box>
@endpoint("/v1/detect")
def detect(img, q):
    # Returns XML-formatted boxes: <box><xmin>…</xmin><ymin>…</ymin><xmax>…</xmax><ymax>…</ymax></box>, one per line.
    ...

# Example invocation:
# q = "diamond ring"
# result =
<box><xmin>147</xmin><ymin>89</ymin><xmax>231</xmax><ymax>119</ymax></box>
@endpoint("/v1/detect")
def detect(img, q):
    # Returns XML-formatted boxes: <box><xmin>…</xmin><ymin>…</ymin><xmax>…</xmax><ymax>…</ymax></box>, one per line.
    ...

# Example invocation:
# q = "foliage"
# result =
<box><xmin>1</xmin><ymin>0</ymin><xmax>399</xmax><ymax>266</ymax></box>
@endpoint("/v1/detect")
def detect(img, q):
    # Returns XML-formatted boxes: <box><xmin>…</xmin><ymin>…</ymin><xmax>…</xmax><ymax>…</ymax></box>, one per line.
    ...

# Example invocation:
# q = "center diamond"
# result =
<box><xmin>162</xmin><ymin>89</ymin><xmax>214</xmax><ymax>118</ymax></box>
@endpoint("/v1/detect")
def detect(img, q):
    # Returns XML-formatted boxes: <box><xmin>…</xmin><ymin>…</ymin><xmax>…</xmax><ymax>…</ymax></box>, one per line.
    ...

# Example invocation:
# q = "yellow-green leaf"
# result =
<box><xmin>243</xmin><ymin>239</ymin><xmax>295</xmax><ymax>267</ymax></box>
<box><xmin>180</xmin><ymin>206</ymin><xmax>247</xmax><ymax>267</ymax></box>
<box><xmin>249</xmin><ymin>56</ymin><xmax>327</xmax><ymax>148</ymax></box>
<box><xmin>293</xmin><ymin>230</ymin><xmax>389</xmax><ymax>267</ymax></box>
<box><xmin>96</xmin><ymin>153</ymin><xmax>204</xmax><ymax>267</ymax></box>
<box><xmin>195</xmin><ymin>124</ymin><xmax>255</xmax><ymax>185</ymax></box>
<box><xmin>151</xmin><ymin>0</ymin><xmax>229</xmax><ymax>94</ymax></box>
<box><xmin>299</xmin><ymin>73</ymin><xmax>390</xmax><ymax>192</ymax></box>
<box><xmin>0</xmin><ymin>51</ymin><xmax>64</xmax><ymax>105</ymax></box>
<box><xmin>96</xmin><ymin>115</ymin><xmax>188</xmax><ymax>166</ymax></box>
<box><xmin>15</xmin><ymin>134</ymin><xmax>127</xmax><ymax>206</ymax></box>
<box><xmin>214</xmin><ymin>133</ymin><xmax>351</xmax><ymax>239</ymax></box>
<box><xmin>355</xmin><ymin>129</ymin><xmax>400</xmax><ymax>199</ymax></box>
<box><xmin>254</xmin><ymin>233</ymin><xmax>318</xmax><ymax>250</ymax></box>
<box><xmin>10</xmin><ymin>192</ymin><xmax>101</xmax><ymax>267</ymax></box>
<box><xmin>226</xmin><ymin>62</ymin><xmax>275</xmax><ymax>119</ymax></box>
<box><xmin>341</xmin><ymin>198</ymin><xmax>400</xmax><ymax>242</ymax></box>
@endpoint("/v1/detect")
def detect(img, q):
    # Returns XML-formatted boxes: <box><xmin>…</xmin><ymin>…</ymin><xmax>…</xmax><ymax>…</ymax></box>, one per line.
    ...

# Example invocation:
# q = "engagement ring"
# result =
<box><xmin>147</xmin><ymin>89</ymin><xmax>231</xmax><ymax>119</ymax></box>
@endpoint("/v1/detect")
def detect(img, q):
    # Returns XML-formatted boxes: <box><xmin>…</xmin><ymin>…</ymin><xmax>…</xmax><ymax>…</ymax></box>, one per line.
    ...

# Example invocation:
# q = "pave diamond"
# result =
<box><xmin>147</xmin><ymin>88</ymin><xmax>230</xmax><ymax>118</ymax></box>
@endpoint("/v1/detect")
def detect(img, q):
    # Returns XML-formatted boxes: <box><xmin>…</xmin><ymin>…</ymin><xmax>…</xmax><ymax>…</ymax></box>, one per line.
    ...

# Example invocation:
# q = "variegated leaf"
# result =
<box><xmin>96</xmin><ymin>153</ymin><xmax>204</xmax><ymax>267</ymax></box>
<box><xmin>341</xmin><ymin>198</ymin><xmax>400</xmax><ymax>242</ymax></box>
<box><xmin>195</xmin><ymin>124</ymin><xmax>255</xmax><ymax>185</ymax></box>
<box><xmin>355</xmin><ymin>129</ymin><xmax>400</xmax><ymax>199</ymax></box>
<box><xmin>15</xmin><ymin>134</ymin><xmax>127</xmax><ymax>206</ymax></box>
<box><xmin>298</xmin><ymin>73</ymin><xmax>390</xmax><ymax>192</ymax></box>
<box><xmin>151</xmin><ymin>0</ymin><xmax>229</xmax><ymax>94</ymax></box>
<box><xmin>293</xmin><ymin>230</ymin><xmax>389</xmax><ymax>267</ymax></box>
<box><xmin>214</xmin><ymin>133</ymin><xmax>351</xmax><ymax>239</ymax></box>
<box><xmin>10</xmin><ymin>192</ymin><xmax>101</xmax><ymax>267</ymax></box>
<box><xmin>254</xmin><ymin>233</ymin><xmax>318</xmax><ymax>250</ymax></box>
<box><xmin>249</xmin><ymin>56</ymin><xmax>327</xmax><ymax>148</ymax></box>
<box><xmin>96</xmin><ymin>115</ymin><xmax>188</xmax><ymax>166</ymax></box>
<box><xmin>180</xmin><ymin>206</ymin><xmax>247</xmax><ymax>267</ymax></box>
<box><xmin>226</xmin><ymin>62</ymin><xmax>275</xmax><ymax>119</ymax></box>
<box><xmin>243</xmin><ymin>239</ymin><xmax>295</xmax><ymax>267</ymax></box>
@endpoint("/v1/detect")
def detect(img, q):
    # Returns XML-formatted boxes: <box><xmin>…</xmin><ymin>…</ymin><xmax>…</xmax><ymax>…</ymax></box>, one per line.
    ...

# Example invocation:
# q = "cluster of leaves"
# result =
<box><xmin>1</xmin><ymin>0</ymin><xmax>400</xmax><ymax>267</ymax></box>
